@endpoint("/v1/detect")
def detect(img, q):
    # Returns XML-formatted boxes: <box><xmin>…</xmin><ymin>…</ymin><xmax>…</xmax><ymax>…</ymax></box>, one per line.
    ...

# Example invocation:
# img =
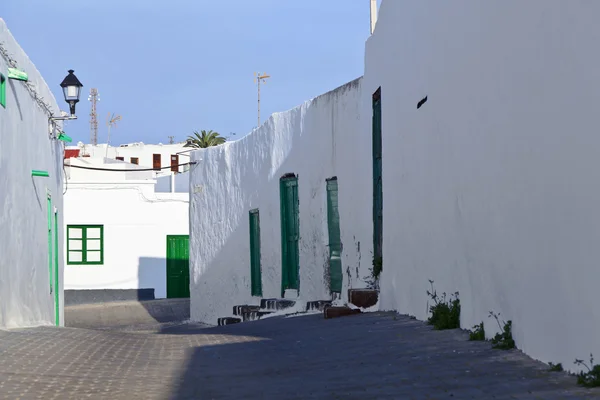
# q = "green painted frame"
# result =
<box><xmin>54</xmin><ymin>210</ymin><xmax>60</xmax><ymax>325</ymax></box>
<box><xmin>279</xmin><ymin>175</ymin><xmax>300</xmax><ymax>297</ymax></box>
<box><xmin>0</xmin><ymin>73</ymin><xmax>6</xmax><ymax>108</ymax></box>
<box><xmin>66</xmin><ymin>225</ymin><xmax>104</xmax><ymax>265</ymax></box>
<box><xmin>249</xmin><ymin>209</ymin><xmax>263</xmax><ymax>297</ymax></box>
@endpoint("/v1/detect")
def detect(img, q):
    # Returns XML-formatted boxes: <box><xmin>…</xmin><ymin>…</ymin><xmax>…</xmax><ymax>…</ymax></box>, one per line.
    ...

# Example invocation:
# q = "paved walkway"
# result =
<box><xmin>0</xmin><ymin>312</ymin><xmax>597</xmax><ymax>399</ymax></box>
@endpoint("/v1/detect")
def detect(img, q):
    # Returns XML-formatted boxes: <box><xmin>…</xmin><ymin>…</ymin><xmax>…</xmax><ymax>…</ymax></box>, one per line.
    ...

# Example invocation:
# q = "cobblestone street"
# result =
<box><xmin>0</xmin><ymin>312</ymin><xmax>597</xmax><ymax>399</ymax></box>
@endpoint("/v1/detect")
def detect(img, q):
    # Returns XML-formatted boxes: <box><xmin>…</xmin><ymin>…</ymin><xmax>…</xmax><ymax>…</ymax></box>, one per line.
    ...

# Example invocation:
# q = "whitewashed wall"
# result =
<box><xmin>0</xmin><ymin>19</ymin><xmax>65</xmax><ymax>327</ymax></box>
<box><xmin>189</xmin><ymin>79</ymin><xmax>371</xmax><ymax>324</ymax></box>
<box><xmin>63</xmin><ymin>175</ymin><xmax>189</xmax><ymax>299</ymax></box>
<box><xmin>368</xmin><ymin>0</ymin><xmax>600</xmax><ymax>370</ymax></box>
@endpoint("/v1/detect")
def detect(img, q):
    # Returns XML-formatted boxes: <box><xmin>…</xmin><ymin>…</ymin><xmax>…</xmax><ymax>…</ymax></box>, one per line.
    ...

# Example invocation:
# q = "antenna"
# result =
<box><xmin>254</xmin><ymin>72</ymin><xmax>271</xmax><ymax>127</ymax></box>
<box><xmin>88</xmin><ymin>88</ymin><xmax>100</xmax><ymax>145</ymax></box>
<box><xmin>105</xmin><ymin>112</ymin><xmax>122</xmax><ymax>158</ymax></box>
<box><xmin>168</xmin><ymin>135</ymin><xmax>175</xmax><ymax>144</ymax></box>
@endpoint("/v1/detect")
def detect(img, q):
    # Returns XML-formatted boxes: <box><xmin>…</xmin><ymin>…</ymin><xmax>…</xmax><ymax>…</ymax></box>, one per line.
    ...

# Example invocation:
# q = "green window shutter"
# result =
<box><xmin>0</xmin><ymin>74</ymin><xmax>6</xmax><ymax>108</ymax></box>
<box><xmin>67</xmin><ymin>225</ymin><xmax>104</xmax><ymax>265</ymax></box>
<box><xmin>326</xmin><ymin>177</ymin><xmax>343</xmax><ymax>293</ymax></box>
<box><xmin>372</xmin><ymin>88</ymin><xmax>383</xmax><ymax>263</ymax></box>
<box><xmin>280</xmin><ymin>175</ymin><xmax>300</xmax><ymax>296</ymax></box>
<box><xmin>249</xmin><ymin>209</ymin><xmax>263</xmax><ymax>296</ymax></box>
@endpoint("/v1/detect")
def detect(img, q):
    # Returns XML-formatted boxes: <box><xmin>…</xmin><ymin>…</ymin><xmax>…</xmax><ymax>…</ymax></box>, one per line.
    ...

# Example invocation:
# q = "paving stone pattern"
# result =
<box><xmin>0</xmin><ymin>312</ymin><xmax>598</xmax><ymax>399</ymax></box>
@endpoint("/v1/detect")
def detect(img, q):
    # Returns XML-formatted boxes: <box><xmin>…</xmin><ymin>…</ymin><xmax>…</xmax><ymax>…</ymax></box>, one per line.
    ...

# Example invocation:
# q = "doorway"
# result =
<box><xmin>166</xmin><ymin>235</ymin><xmax>190</xmax><ymax>298</ymax></box>
<box><xmin>326</xmin><ymin>177</ymin><xmax>343</xmax><ymax>294</ymax></box>
<box><xmin>280</xmin><ymin>174</ymin><xmax>300</xmax><ymax>297</ymax></box>
<box><xmin>372</xmin><ymin>87</ymin><xmax>383</xmax><ymax>265</ymax></box>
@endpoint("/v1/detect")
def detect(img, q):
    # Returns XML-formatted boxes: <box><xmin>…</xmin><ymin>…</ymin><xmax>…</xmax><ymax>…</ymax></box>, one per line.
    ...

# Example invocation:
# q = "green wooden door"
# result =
<box><xmin>326</xmin><ymin>177</ymin><xmax>343</xmax><ymax>293</ymax></box>
<box><xmin>166</xmin><ymin>235</ymin><xmax>190</xmax><ymax>298</ymax></box>
<box><xmin>249</xmin><ymin>209</ymin><xmax>262</xmax><ymax>296</ymax></box>
<box><xmin>47</xmin><ymin>194</ymin><xmax>53</xmax><ymax>293</ymax></box>
<box><xmin>280</xmin><ymin>175</ymin><xmax>300</xmax><ymax>296</ymax></box>
<box><xmin>372</xmin><ymin>88</ymin><xmax>383</xmax><ymax>264</ymax></box>
<box><xmin>54</xmin><ymin>210</ymin><xmax>60</xmax><ymax>326</ymax></box>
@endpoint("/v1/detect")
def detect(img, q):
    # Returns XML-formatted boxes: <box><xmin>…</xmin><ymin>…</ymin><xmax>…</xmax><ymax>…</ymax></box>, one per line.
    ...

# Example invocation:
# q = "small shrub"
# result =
<box><xmin>469</xmin><ymin>322</ymin><xmax>485</xmax><ymax>341</ymax></box>
<box><xmin>426</xmin><ymin>280</ymin><xmax>460</xmax><ymax>330</ymax></box>
<box><xmin>372</xmin><ymin>256</ymin><xmax>382</xmax><ymax>280</ymax></box>
<box><xmin>488</xmin><ymin>311</ymin><xmax>515</xmax><ymax>350</ymax></box>
<box><xmin>548</xmin><ymin>362</ymin><xmax>564</xmax><ymax>372</ymax></box>
<box><xmin>574</xmin><ymin>354</ymin><xmax>600</xmax><ymax>388</ymax></box>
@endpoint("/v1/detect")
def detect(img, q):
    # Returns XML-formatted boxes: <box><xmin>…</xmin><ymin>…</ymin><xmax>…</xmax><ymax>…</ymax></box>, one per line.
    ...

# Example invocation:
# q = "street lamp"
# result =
<box><xmin>59</xmin><ymin>69</ymin><xmax>83</xmax><ymax>117</ymax></box>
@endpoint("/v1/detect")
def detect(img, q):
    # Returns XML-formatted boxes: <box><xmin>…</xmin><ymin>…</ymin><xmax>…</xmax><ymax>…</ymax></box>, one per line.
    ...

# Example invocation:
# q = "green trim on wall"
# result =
<box><xmin>31</xmin><ymin>170</ymin><xmax>49</xmax><ymax>177</ymax></box>
<box><xmin>57</xmin><ymin>132</ymin><xmax>72</xmax><ymax>143</ymax></box>
<box><xmin>0</xmin><ymin>73</ymin><xmax>6</xmax><ymax>108</ymax></box>
<box><xmin>7</xmin><ymin>68</ymin><xmax>28</xmax><ymax>82</ymax></box>
<box><xmin>66</xmin><ymin>225</ymin><xmax>104</xmax><ymax>265</ymax></box>
<box><xmin>47</xmin><ymin>195</ymin><xmax>52</xmax><ymax>292</ymax></box>
<box><xmin>54</xmin><ymin>210</ymin><xmax>60</xmax><ymax>326</ymax></box>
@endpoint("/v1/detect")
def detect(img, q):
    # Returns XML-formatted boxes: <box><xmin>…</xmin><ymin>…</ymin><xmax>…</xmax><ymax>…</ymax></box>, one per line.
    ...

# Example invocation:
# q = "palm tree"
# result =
<box><xmin>184</xmin><ymin>130</ymin><xmax>226</xmax><ymax>148</ymax></box>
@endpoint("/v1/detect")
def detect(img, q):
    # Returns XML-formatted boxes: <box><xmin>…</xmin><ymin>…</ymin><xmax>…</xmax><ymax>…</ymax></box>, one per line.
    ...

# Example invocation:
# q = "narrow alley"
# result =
<box><xmin>0</xmin><ymin>312</ymin><xmax>595</xmax><ymax>399</ymax></box>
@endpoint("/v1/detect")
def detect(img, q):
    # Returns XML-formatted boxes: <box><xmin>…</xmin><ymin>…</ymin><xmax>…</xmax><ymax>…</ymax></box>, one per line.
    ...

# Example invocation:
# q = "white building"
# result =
<box><xmin>65</xmin><ymin>141</ymin><xmax>193</xmax><ymax>178</ymax></box>
<box><xmin>188</xmin><ymin>79</ymin><xmax>369</xmax><ymax>324</ymax></box>
<box><xmin>63</xmin><ymin>157</ymin><xmax>190</xmax><ymax>301</ymax></box>
<box><xmin>188</xmin><ymin>0</ymin><xmax>600</xmax><ymax>373</ymax></box>
<box><xmin>0</xmin><ymin>19</ymin><xmax>66</xmax><ymax>327</ymax></box>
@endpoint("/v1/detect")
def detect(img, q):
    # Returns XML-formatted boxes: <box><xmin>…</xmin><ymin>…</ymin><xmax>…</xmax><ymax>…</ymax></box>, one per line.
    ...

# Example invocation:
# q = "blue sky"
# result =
<box><xmin>2</xmin><ymin>0</ymin><xmax>381</xmax><ymax>145</ymax></box>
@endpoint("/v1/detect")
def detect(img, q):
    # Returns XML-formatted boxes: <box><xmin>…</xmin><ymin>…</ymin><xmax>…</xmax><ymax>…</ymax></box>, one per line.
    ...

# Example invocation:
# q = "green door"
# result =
<box><xmin>166</xmin><ymin>235</ymin><xmax>190</xmax><ymax>298</ymax></box>
<box><xmin>54</xmin><ymin>210</ymin><xmax>60</xmax><ymax>326</ymax></box>
<box><xmin>280</xmin><ymin>175</ymin><xmax>300</xmax><ymax>296</ymax></box>
<box><xmin>249</xmin><ymin>209</ymin><xmax>262</xmax><ymax>296</ymax></box>
<box><xmin>372</xmin><ymin>88</ymin><xmax>383</xmax><ymax>264</ymax></box>
<box><xmin>47</xmin><ymin>194</ymin><xmax>53</xmax><ymax>293</ymax></box>
<box><xmin>326</xmin><ymin>177</ymin><xmax>343</xmax><ymax>293</ymax></box>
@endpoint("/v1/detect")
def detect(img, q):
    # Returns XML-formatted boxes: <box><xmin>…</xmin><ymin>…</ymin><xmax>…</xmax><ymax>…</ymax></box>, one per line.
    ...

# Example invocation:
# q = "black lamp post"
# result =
<box><xmin>59</xmin><ymin>69</ymin><xmax>83</xmax><ymax>117</ymax></box>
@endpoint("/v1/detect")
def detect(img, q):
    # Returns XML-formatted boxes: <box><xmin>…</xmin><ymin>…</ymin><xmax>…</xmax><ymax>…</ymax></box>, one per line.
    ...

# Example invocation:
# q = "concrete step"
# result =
<box><xmin>241</xmin><ymin>310</ymin><xmax>274</xmax><ymax>322</ymax></box>
<box><xmin>348</xmin><ymin>289</ymin><xmax>379</xmax><ymax>309</ymax></box>
<box><xmin>323</xmin><ymin>305</ymin><xmax>361</xmax><ymax>319</ymax></box>
<box><xmin>306</xmin><ymin>300</ymin><xmax>332</xmax><ymax>312</ymax></box>
<box><xmin>217</xmin><ymin>317</ymin><xmax>242</xmax><ymax>326</ymax></box>
<box><xmin>232</xmin><ymin>305</ymin><xmax>261</xmax><ymax>316</ymax></box>
<box><xmin>260</xmin><ymin>298</ymin><xmax>296</xmax><ymax>311</ymax></box>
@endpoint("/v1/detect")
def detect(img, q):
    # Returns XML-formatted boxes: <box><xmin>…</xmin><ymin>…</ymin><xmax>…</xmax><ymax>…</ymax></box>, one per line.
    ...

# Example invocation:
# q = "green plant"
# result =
<box><xmin>469</xmin><ymin>322</ymin><xmax>485</xmax><ymax>341</ymax></box>
<box><xmin>184</xmin><ymin>129</ymin><xmax>226</xmax><ymax>148</ymax></box>
<box><xmin>574</xmin><ymin>354</ymin><xmax>600</xmax><ymax>387</ymax></box>
<box><xmin>548</xmin><ymin>362</ymin><xmax>564</xmax><ymax>372</ymax></box>
<box><xmin>372</xmin><ymin>256</ymin><xmax>382</xmax><ymax>280</ymax></box>
<box><xmin>488</xmin><ymin>311</ymin><xmax>515</xmax><ymax>350</ymax></box>
<box><xmin>426</xmin><ymin>280</ymin><xmax>460</xmax><ymax>330</ymax></box>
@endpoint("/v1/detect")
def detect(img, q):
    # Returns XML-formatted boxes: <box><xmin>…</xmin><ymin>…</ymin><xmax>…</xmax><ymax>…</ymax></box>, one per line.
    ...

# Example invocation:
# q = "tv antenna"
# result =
<box><xmin>254</xmin><ymin>72</ymin><xmax>270</xmax><ymax>127</ymax></box>
<box><xmin>105</xmin><ymin>112</ymin><xmax>122</xmax><ymax>158</ymax></box>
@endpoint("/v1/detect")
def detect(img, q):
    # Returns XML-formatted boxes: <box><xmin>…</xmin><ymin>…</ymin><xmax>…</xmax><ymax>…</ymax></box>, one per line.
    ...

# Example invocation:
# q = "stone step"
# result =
<box><xmin>259</xmin><ymin>298</ymin><xmax>296</xmax><ymax>311</ymax></box>
<box><xmin>241</xmin><ymin>310</ymin><xmax>274</xmax><ymax>322</ymax></box>
<box><xmin>217</xmin><ymin>317</ymin><xmax>241</xmax><ymax>326</ymax></box>
<box><xmin>348</xmin><ymin>289</ymin><xmax>379</xmax><ymax>309</ymax></box>
<box><xmin>323</xmin><ymin>306</ymin><xmax>361</xmax><ymax>319</ymax></box>
<box><xmin>232</xmin><ymin>305</ymin><xmax>261</xmax><ymax>316</ymax></box>
<box><xmin>306</xmin><ymin>300</ymin><xmax>332</xmax><ymax>312</ymax></box>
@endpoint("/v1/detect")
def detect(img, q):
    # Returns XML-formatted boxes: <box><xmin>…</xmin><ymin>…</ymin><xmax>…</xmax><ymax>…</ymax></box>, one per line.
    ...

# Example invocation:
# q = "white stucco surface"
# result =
<box><xmin>189</xmin><ymin>79</ymin><xmax>371</xmax><ymax>324</ymax></box>
<box><xmin>367</xmin><ymin>0</ymin><xmax>600</xmax><ymax>370</ymax></box>
<box><xmin>0</xmin><ymin>19</ymin><xmax>65</xmax><ymax>327</ymax></box>
<box><xmin>63</xmin><ymin>164</ymin><xmax>189</xmax><ymax>299</ymax></box>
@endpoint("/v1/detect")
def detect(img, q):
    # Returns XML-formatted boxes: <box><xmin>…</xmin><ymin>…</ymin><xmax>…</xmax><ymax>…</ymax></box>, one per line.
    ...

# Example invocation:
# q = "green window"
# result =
<box><xmin>249</xmin><ymin>209</ymin><xmax>262</xmax><ymax>296</ymax></box>
<box><xmin>67</xmin><ymin>225</ymin><xmax>104</xmax><ymax>265</ymax></box>
<box><xmin>0</xmin><ymin>73</ymin><xmax>6</xmax><ymax>108</ymax></box>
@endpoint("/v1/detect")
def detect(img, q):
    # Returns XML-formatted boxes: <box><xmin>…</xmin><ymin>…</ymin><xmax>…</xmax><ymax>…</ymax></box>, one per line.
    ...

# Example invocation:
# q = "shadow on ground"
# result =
<box><xmin>165</xmin><ymin>312</ymin><xmax>598</xmax><ymax>400</ymax></box>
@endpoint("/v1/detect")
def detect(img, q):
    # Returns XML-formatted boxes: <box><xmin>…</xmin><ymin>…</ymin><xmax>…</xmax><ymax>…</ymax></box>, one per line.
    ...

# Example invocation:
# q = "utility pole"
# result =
<box><xmin>105</xmin><ymin>112</ymin><xmax>122</xmax><ymax>159</ymax></box>
<box><xmin>254</xmin><ymin>72</ymin><xmax>270</xmax><ymax>127</ymax></box>
<box><xmin>88</xmin><ymin>88</ymin><xmax>99</xmax><ymax>145</ymax></box>
<box><xmin>168</xmin><ymin>135</ymin><xmax>175</xmax><ymax>144</ymax></box>
<box><xmin>370</xmin><ymin>0</ymin><xmax>378</xmax><ymax>35</ymax></box>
